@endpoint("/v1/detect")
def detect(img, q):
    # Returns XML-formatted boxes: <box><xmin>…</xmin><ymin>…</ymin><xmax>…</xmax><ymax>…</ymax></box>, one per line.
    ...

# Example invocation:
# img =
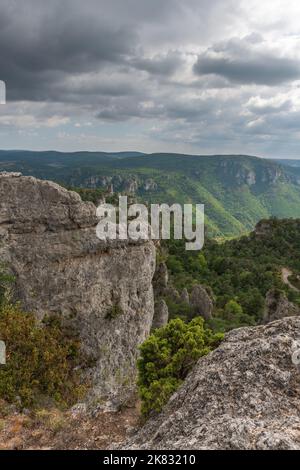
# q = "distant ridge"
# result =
<box><xmin>1</xmin><ymin>150</ymin><xmax>300</xmax><ymax>237</ymax></box>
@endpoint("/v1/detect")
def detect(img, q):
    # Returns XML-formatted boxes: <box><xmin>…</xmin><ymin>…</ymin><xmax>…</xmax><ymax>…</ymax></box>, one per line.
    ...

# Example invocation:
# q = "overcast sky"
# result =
<box><xmin>1</xmin><ymin>0</ymin><xmax>300</xmax><ymax>157</ymax></box>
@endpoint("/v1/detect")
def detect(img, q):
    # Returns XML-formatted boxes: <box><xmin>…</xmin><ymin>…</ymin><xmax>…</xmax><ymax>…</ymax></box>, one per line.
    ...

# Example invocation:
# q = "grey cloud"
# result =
<box><xmin>130</xmin><ymin>52</ymin><xmax>184</xmax><ymax>76</ymax></box>
<box><xmin>95</xmin><ymin>91</ymin><xmax>220</xmax><ymax>124</ymax></box>
<box><xmin>250</xmin><ymin>111</ymin><xmax>300</xmax><ymax>134</ymax></box>
<box><xmin>0</xmin><ymin>1</ymin><xmax>137</xmax><ymax>102</ymax></box>
<box><xmin>164</xmin><ymin>98</ymin><xmax>216</xmax><ymax>122</ymax></box>
<box><xmin>0</xmin><ymin>0</ymin><xmax>240</xmax><ymax>107</ymax></box>
<box><xmin>195</xmin><ymin>56</ymin><xmax>300</xmax><ymax>85</ymax></box>
<box><xmin>247</xmin><ymin>99</ymin><xmax>292</xmax><ymax>115</ymax></box>
<box><xmin>96</xmin><ymin>98</ymin><xmax>163</xmax><ymax>122</ymax></box>
<box><xmin>0</xmin><ymin>0</ymin><xmax>191</xmax><ymax>104</ymax></box>
<box><xmin>194</xmin><ymin>36</ymin><xmax>300</xmax><ymax>85</ymax></box>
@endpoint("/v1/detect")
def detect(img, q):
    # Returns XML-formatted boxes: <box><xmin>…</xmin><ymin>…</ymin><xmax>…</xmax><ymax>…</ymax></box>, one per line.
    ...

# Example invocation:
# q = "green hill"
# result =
<box><xmin>1</xmin><ymin>150</ymin><xmax>300</xmax><ymax>236</ymax></box>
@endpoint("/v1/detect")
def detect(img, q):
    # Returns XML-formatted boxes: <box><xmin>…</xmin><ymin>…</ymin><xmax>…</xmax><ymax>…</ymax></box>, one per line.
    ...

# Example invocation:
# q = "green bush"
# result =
<box><xmin>0</xmin><ymin>302</ymin><xmax>86</xmax><ymax>408</ymax></box>
<box><xmin>105</xmin><ymin>303</ymin><xmax>123</xmax><ymax>320</ymax></box>
<box><xmin>137</xmin><ymin>317</ymin><xmax>223</xmax><ymax>417</ymax></box>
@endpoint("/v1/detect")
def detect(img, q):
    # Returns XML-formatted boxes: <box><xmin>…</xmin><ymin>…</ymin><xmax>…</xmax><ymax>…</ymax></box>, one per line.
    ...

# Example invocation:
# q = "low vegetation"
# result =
<box><xmin>105</xmin><ymin>303</ymin><xmax>123</xmax><ymax>320</ymax></box>
<box><xmin>0</xmin><ymin>270</ymin><xmax>86</xmax><ymax>409</ymax></box>
<box><xmin>137</xmin><ymin>317</ymin><xmax>223</xmax><ymax>417</ymax></box>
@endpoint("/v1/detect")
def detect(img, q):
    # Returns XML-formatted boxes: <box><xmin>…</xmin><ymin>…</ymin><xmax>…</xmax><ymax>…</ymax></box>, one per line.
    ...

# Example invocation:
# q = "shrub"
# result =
<box><xmin>137</xmin><ymin>317</ymin><xmax>223</xmax><ymax>417</ymax></box>
<box><xmin>224</xmin><ymin>299</ymin><xmax>243</xmax><ymax>320</ymax></box>
<box><xmin>105</xmin><ymin>303</ymin><xmax>123</xmax><ymax>320</ymax></box>
<box><xmin>0</xmin><ymin>302</ymin><xmax>85</xmax><ymax>408</ymax></box>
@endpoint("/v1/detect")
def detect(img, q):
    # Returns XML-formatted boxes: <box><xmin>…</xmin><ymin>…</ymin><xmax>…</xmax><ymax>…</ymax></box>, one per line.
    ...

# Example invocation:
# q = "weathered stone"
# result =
<box><xmin>180</xmin><ymin>288</ymin><xmax>189</xmax><ymax>304</ymax></box>
<box><xmin>190</xmin><ymin>284</ymin><xmax>213</xmax><ymax>320</ymax></box>
<box><xmin>152</xmin><ymin>299</ymin><xmax>169</xmax><ymax>330</ymax></box>
<box><xmin>0</xmin><ymin>173</ymin><xmax>156</xmax><ymax>406</ymax></box>
<box><xmin>153</xmin><ymin>262</ymin><xmax>169</xmax><ymax>296</ymax></box>
<box><xmin>263</xmin><ymin>289</ymin><xmax>300</xmax><ymax>323</ymax></box>
<box><xmin>164</xmin><ymin>286</ymin><xmax>180</xmax><ymax>302</ymax></box>
<box><xmin>245</xmin><ymin>170</ymin><xmax>256</xmax><ymax>186</ymax></box>
<box><xmin>219</xmin><ymin>159</ymin><xmax>283</xmax><ymax>186</ymax></box>
<box><xmin>143</xmin><ymin>179</ymin><xmax>158</xmax><ymax>192</ymax></box>
<box><xmin>123</xmin><ymin>178</ymin><xmax>139</xmax><ymax>194</ymax></box>
<box><xmin>122</xmin><ymin>317</ymin><xmax>300</xmax><ymax>450</ymax></box>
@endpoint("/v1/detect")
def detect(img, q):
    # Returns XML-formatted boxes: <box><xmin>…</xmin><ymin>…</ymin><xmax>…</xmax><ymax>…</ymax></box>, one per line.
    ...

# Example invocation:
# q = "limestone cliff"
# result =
<box><xmin>0</xmin><ymin>172</ymin><xmax>156</xmax><ymax>407</ymax></box>
<box><xmin>123</xmin><ymin>317</ymin><xmax>300</xmax><ymax>450</ymax></box>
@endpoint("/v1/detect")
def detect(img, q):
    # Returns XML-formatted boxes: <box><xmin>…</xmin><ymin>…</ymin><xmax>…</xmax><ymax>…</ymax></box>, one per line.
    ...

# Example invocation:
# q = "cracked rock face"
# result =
<box><xmin>0</xmin><ymin>173</ymin><xmax>156</xmax><ymax>406</ymax></box>
<box><xmin>122</xmin><ymin>317</ymin><xmax>300</xmax><ymax>450</ymax></box>
<box><xmin>264</xmin><ymin>289</ymin><xmax>300</xmax><ymax>324</ymax></box>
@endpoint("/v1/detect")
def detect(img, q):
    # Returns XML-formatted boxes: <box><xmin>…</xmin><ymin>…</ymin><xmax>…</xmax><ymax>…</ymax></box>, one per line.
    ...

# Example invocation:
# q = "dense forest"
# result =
<box><xmin>163</xmin><ymin>218</ymin><xmax>300</xmax><ymax>331</ymax></box>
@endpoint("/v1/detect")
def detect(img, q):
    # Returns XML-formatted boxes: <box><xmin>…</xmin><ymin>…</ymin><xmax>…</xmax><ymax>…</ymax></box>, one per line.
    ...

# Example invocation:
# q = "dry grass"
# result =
<box><xmin>0</xmin><ymin>401</ymin><xmax>140</xmax><ymax>450</ymax></box>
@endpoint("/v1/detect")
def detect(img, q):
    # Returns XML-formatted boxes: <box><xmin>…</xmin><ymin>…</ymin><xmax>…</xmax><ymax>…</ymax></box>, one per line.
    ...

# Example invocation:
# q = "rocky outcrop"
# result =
<box><xmin>143</xmin><ymin>179</ymin><xmax>158</xmax><ymax>192</ymax></box>
<box><xmin>0</xmin><ymin>172</ymin><xmax>156</xmax><ymax>407</ymax></box>
<box><xmin>152</xmin><ymin>262</ymin><xmax>169</xmax><ymax>297</ymax></box>
<box><xmin>219</xmin><ymin>159</ymin><xmax>285</xmax><ymax>187</ymax></box>
<box><xmin>152</xmin><ymin>299</ymin><xmax>169</xmax><ymax>330</ymax></box>
<box><xmin>122</xmin><ymin>178</ymin><xmax>139</xmax><ymax>194</ymax></box>
<box><xmin>263</xmin><ymin>289</ymin><xmax>300</xmax><ymax>323</ymax></box>
<box><xmin>254</xmin><ymin>219</ymin><xmax>273</xmax><ymax>237</ymax></box>
<box><xmin>190</xmin><ymin>284</ymin><xmax>213</xmax><ymax>320</ymax></box>
<box><xmin>81</xmin><ymin>174</ymin><xmax>158</xmax><ymax>195</ymax></box>
<box><xmin>180</xmin><ymin>288</ymin><xmax>189</xmax><ymax>304</ymax></box>
<box><xmin>122</xmin><ymin>317</ymin><xmax>300</xmax><ymax>450</ymax></box>
<box><xmin>164</xmin><ymin>286</ymin><xmax>180</xmax><ymax>302</ymax></box>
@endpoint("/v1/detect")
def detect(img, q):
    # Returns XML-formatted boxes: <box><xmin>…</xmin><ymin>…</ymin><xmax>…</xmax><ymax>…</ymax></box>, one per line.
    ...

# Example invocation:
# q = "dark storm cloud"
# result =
<box><xmin>0</xmin><ymin>0</ymin><xmax>201</xmax><ymax>102</ymax></box>
<box><xmin>0</xmin><ymin>0</ymin><xmax>137</xmax><ymax>101</ymax></box>
<box><xmin>194</xmin><ymin>36</ymin><xmax>300</xmax><ymax>85</ymax></box>
<box><xmin>0</xmin><ymin>0</ymin><xmax>234</xmax><ymax>102</ymax></box>
<box><xmin>194</xmin><ymin>55</ymin><xmax>300</xmax><ymax>85</ymax></box>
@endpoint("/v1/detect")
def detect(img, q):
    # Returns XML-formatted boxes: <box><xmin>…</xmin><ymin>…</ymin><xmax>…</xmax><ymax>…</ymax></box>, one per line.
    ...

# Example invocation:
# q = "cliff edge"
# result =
<box><xmin>0</xmin><ymin>172</ymin><xmax>156</xmax><ymax>407</ymax></box>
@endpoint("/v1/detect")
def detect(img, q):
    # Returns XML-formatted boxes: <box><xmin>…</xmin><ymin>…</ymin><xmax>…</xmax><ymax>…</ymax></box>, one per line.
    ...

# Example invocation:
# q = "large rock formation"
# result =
<box><xmin>152</xmin><ymin>299</ymin><xmax>169</xmax><ymax>330</ymax></box>
<box><xmin>152</xmin><ymin>262</ymin><xmax>169</xmax><ymax>296</ymax></box>
<box><xmin>0</xmin><ymin>172</ymin><xmax>156</xmax><ymax>407</ymax></box>
<box><xmin>180</xmin><ymin>288</ymin><xmax>189</xmax><ymax>304</ymax></box>
<box><xmin>81</xmin><ymin>174</ymin><xmax>158</xmax><ymax>194</ymax></box>
<box><xmin>263</xmin><ymin>289</ymin><xmax>300</xmax><ymax>323</ymax></box>
<box><xmin>123</xmin><ymin>317</ymin><xmax>300</xmax><ymax>450</ymax></box>
<box><xmin>219</xmin><ymin>158</ymin><xmax>284</xmax><ymax>187</ymax></box>
<box><xmin>190</xmin><ymin>284</ymin><xmax>213</xmax><ymax>320</ymax></box>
